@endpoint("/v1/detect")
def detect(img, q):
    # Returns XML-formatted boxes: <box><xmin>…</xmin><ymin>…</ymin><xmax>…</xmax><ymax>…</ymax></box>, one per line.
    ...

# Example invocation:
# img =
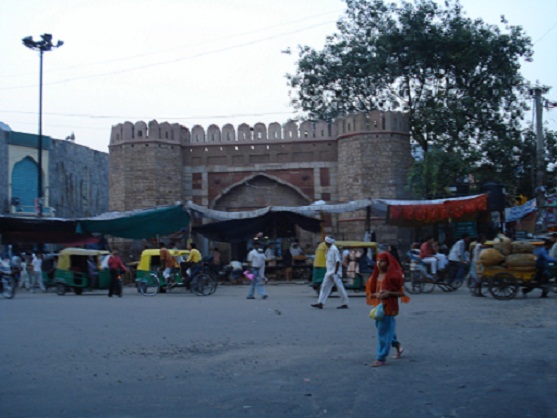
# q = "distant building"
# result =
<box><xmin>0</xmin><ymin>125</ymin><xmax>109</xmax><ymax>218</ymax></box>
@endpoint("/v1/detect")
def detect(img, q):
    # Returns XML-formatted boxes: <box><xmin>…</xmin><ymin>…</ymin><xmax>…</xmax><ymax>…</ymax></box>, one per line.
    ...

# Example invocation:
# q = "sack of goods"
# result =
<box><xmin>510</xmin><ymin>241</ymin><xmax>535</xmax><ymax>254</ymax></box>
<box><xmin>493</xmin><ymin>235</ymin><xmax>512</xmax><ymax>255</ymax></box>
<box><xmin>505</xmin><ymin>253</ymin><xmax>536</xmax><ymax>268</ymax></box>
<box><xmin>478</xmin><ymin>248</ymin><xmax>506</xmax><ymax>266</ymax></box>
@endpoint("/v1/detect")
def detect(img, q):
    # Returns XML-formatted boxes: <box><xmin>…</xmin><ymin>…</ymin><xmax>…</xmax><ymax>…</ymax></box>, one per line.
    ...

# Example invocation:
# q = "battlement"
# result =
<box><xmin>109</xmin><ymin>110</ymin><xmax>409</xmax><ymax>146</ymax></box>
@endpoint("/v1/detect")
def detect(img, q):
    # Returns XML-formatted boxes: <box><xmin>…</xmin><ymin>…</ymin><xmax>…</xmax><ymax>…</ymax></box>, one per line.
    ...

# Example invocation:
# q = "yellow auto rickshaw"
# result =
<box><xmin>311</xmin><ymin>241</ymin><xmax>378</xmax><ymax>294</ymax></box>
<box><xmin>54</xmin><ymin>248</ymin><xmax>111</xmax><ymax>295</ymax></box>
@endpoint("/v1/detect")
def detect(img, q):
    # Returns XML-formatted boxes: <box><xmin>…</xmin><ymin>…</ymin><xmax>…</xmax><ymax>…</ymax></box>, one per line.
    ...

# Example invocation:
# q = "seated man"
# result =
<box><xmin>420</xmin><ymin>236</ymin><xmax>438</xmax><ymax>275</ymax></box>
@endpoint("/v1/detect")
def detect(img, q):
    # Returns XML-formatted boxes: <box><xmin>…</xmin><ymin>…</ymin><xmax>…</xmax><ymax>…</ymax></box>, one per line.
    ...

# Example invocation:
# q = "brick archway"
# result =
<box><xmin>213</xmin><ymin>174</ymin><xmax>310</xmax><ymax>211</ymax></box>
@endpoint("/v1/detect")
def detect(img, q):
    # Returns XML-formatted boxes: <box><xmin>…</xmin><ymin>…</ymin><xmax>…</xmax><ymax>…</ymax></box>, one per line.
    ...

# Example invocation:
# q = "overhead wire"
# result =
<box><xmin>0</xmin><ymin>9</ymin><xmax>342</xmax><ymax>79</ymax></box>
<box><xmin>0</xmin><ymin>17</ymin><xmax>339</xmax><ymax>91</ymax></box>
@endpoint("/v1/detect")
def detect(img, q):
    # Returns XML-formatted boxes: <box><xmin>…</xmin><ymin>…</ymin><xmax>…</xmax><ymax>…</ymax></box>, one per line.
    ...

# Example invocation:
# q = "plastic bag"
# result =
<box><xmin>369</xmin><ymin>303</ymin><xmax>385</xmax><ymax>320</ymax></box>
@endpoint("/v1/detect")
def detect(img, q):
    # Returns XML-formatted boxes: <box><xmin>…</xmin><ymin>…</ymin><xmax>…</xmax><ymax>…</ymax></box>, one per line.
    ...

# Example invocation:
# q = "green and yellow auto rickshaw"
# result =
<box><xmin>311</xmin><ymin>241</ymin><xmax>378</xmax><ymax>294</ymax></box>
<box><xmin>54</xmin><ymin>248</ymin><xmax>111</xmax><ymax>295</ymax></box>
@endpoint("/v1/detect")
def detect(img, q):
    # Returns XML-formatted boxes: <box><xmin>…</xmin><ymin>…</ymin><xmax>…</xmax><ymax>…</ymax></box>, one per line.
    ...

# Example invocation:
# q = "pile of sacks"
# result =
<box><xmin>478</xmin><ymin>235</ymin><xmax>537</xmax><ymax>271</ymax></box>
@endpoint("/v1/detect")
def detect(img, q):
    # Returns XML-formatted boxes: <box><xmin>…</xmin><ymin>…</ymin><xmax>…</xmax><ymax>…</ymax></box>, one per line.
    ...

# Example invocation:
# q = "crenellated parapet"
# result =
<box><xmin>109</xmin><ymin>110</ymin><xmax>408</xmax><ymax>146</ymax></box>
<box><xmin>110</xmin><ymin>120</ymin><xmax>190</xmax><ymax>145</ymax></box>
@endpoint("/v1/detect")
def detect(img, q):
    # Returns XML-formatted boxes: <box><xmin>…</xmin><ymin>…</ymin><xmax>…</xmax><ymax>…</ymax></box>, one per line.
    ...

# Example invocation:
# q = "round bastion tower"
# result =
<box><xmin>335</xmin><ymin>110</ymin><xmax>413</xmax><ymax>240</ymax></box>
<box><xmin>109</xmin><ymin>120</ymin><xmax>188</xmax><ymax>211</ymax></box>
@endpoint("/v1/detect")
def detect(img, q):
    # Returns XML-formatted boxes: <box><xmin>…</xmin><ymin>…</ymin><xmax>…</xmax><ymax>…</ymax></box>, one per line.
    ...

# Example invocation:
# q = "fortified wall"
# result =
<box><xmin>109</xmin><ymin>110</ymin><xmax>412</xmax><ymax>243</ymax></box>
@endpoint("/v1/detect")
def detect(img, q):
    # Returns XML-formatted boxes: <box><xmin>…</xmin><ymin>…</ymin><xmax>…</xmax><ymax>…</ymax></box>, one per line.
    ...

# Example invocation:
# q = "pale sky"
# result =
<box><xmin>1</xmin><ymin>0</ymin><xmax>556</xmax><ymax>153</ymax></box>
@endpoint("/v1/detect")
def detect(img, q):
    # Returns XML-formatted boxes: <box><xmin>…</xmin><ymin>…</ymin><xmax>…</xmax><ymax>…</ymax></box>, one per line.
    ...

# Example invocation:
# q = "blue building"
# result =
<box><xmin>0</xmin><ymin>123</ymin><xmax>109</xmax><ymax>219</ymax></box>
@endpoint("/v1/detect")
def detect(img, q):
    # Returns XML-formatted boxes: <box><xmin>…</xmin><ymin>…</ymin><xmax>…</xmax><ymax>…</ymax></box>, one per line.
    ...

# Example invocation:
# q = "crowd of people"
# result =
<box><xmin>4</xmin><ymin>229</ymin><xmax>557</xmax><ymax>371</ymax></box>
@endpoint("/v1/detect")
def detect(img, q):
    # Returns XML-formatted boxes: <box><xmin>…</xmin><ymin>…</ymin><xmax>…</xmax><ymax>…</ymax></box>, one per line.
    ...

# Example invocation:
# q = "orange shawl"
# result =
<box><xmin>366</xmin><ymin>251</ymin><xmax>410</xmax><ymax>316</ymax></box>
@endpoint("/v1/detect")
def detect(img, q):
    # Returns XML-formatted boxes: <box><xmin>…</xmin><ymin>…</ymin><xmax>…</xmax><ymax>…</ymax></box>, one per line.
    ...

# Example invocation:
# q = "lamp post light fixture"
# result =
<box><xmin>22</xmin><ymin>33</ymin><xmax>63</xmax><ymax>217</ymax></box>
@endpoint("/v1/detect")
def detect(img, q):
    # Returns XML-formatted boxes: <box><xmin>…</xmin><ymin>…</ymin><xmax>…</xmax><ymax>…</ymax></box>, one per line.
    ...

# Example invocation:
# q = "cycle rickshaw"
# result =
<box><xmin>135</xmin><ymin>248</ymin><xmax>218</xmax><ymax>296</ymax></box>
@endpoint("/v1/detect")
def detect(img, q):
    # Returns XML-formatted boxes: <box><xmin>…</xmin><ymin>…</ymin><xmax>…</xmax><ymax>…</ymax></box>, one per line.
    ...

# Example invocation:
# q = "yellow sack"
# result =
<box><xmin>479</xmin><ymin>248</ymin><xmax>506</xmax><ymax>266</ymax></box>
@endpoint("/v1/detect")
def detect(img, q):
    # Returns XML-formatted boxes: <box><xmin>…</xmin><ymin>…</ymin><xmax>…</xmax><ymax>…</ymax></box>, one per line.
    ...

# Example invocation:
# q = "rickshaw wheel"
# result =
<box><xmin>138</xmin><ymin>274</ymin><xmax>160</xmax><ymax>297</ymax></box>
<box><xmin>403</xmin><ymin>272</ymin><xmax>421</xmax><ymax>295</ymax></box>
<box><xmin>73</xmin><ymin>287</ymin><xmax>83</xmax><ymax>295</ymax></box>
<box><xmin>489</xmin><ymin>273</ymin><xmax>519</xmax><ymax>300</ymax></box>
<box><xmin>192</xmin><ymin>273</ymin><xmax>217</xmax><ymax>296</ymax></box>
<box><xmin>420</xmin><ymin>273</ymin><xmax>435</xmax><ymax>293</ymax></box>
<box><xmin>56</xmin><ymin>283</ymin><xmax>66</xmax><ymax>296</ymax></box>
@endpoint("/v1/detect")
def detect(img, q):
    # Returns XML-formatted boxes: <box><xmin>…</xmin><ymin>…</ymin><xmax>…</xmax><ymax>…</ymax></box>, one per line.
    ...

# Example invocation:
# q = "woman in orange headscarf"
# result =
<box><xmin>366</xmin><ymin>251</ymin><xmax>409</xmax><ymax>367</ymax></box>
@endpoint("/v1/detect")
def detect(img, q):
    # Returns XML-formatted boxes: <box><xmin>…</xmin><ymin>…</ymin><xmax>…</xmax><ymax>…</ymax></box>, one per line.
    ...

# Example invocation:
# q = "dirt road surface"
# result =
<box><xmin>1</xmin><ymin>283</ymin><xmax>556</xmax><ymax>418</ymax></box>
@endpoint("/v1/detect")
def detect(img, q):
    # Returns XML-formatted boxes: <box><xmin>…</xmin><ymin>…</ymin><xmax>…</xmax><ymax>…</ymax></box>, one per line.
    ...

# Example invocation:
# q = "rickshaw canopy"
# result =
<box><xmin>137</xmin><ymin>249</ymin><xmax>190</xmax><ymax>272</ymax></box>
<box><xmin>56</xmin><ymin>248</ymin><xmax>110</xmax><ymax>270</ymax></box>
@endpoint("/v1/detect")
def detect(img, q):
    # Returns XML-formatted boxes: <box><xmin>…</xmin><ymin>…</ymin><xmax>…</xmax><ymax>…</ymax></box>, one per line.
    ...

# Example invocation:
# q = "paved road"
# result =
<box><xmin>1</xmin><ymin>282</ymin><xmax>556</xmax><ymax>418</ymax></box>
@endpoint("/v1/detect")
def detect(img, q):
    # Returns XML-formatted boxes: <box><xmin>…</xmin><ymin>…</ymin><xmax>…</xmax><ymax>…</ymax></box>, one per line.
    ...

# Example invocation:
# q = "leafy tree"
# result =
<box><xmin>287</xmin><ymin>0</ymin><xmax>535</xmax><ymax>195</ymax></box>
<box><xmin>407</xmin><ymin>146</ymin><xmax>469</xmax><ymax>198</ymax></box>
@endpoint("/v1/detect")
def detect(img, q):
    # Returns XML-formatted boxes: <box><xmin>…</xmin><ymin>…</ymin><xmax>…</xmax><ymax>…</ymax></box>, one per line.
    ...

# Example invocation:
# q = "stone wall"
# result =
<box><xmin>109</xmin><ymin>110</ymin><xmax>411</xmax><ymax>244</ymax></box>
<box><xmin>48</xmin><ymin>139</ymin><xmax>109</xmax><ymax>218</ymax></box>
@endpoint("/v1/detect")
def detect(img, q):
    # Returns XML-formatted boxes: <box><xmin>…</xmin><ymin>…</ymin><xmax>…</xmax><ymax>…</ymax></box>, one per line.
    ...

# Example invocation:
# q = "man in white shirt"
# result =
<box><xmin>311</xmin><ymin>236</ymin><xmax>349</xmax><ymax>309</ymax></box>
<box><xmin>448</xmin><ymin>234</ymin><xmax>471</xmax><ymax>286</ymax></box>
<box><xmin>246</xmin><ymin>242</ymin><xmax>268</xmax><ymax>300</ymax></box>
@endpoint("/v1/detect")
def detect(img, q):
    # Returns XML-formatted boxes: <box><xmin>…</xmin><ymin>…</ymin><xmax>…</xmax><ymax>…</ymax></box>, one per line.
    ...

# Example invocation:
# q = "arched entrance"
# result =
<box><xmin>211</xmin><ymin>174</ymin><xmax>315</xmax><ymax>261</ymax></box>
<box><xmin>213</xmin><ymin>174</ymin><xmax>310</xmax><ymax>211</ymax></box>
<box><xmin>11</xmin><ymin>157</ymin><xmax>39</xmax><ymax>209</ymax></box>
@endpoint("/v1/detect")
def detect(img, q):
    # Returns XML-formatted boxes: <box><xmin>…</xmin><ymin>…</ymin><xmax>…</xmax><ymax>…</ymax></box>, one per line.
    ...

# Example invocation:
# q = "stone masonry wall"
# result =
<box><xmin>109</xmin><ymin>111</ymin><xmax>411</xmax><ymax>243</ymax></box>
<box><xmin>48</xmin><ymin>139</ymin><xmax>109</xmax><ymax>218</ymax></box>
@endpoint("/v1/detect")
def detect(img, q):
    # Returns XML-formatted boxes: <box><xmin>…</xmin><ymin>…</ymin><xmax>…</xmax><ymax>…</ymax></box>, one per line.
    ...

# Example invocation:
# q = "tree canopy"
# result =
<box><xmin>287</xmin><ymin>0</ymin><xmax>538</xmax><ymax>196</ymax></box>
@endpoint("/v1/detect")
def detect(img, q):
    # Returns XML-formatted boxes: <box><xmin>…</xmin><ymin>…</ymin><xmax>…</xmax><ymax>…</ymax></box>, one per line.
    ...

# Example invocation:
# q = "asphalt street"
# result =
<box><xmin>1</xmin><ymin>282</ymin><xmax>556</xmax><ymax>418</ymax></box>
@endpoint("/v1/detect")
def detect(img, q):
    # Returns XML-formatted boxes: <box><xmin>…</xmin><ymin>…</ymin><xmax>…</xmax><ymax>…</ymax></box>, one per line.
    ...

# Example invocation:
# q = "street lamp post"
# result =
<box><xmin>22</xmin><ymin>33</ymin><xmax>63</xmax><ymax>217</ymax></box>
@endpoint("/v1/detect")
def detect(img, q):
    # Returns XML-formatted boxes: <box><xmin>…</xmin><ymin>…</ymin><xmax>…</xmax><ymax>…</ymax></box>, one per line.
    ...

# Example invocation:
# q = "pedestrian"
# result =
<box><xmin>366</xmin><ymin>251</ymin><xmax>408</xmax><ymax>367</ymax></box>
<box><xmin>10</xmin><ymin>252</ymin><xmax>23</xmax><ymax>287</ymax></box>
<box><xmin>246</xmin><ymin>242</ymin><xmax>268</xmax><ymax>300</ymax></box>
<box><xmin>387</xmin><ymin>244</ymin><xmax>401</xmax><ymax>267</ymax></box>
<box><xmin>282</xmin><ymin>245</ymin><xmax>293</xmax><ymax>282</ymax></box>
<box><xmin>469</xmin><ymin>235</ymin><xmax>486</xmax><ymax>296</ymax></box>
<box><xmin>311</xmin><ymin>236</ymin><xmax>349</xmax><ymax>309</ymax></box>
<box><xmin>31</xmin><ymin>253</ymin><xmax>46</xmax><ymax>293</ymax></box>
<box><xmin>18</xmin><ymin>253</ymin><xmax>31</xmax><ymax>290</ymax></box>
<box><xmin>448</xmin><ymin>234</ymin><xmax>471</xmax><ymax>285</ymax></box>
<box><xmin>211</xmin><ymin>247</ymin><xmax>222</xmax><ymax>277</ymax></box>
<box><xmin>107</xmin><ymin>249</ymin><xmax>128</xmax><ymax>297</ymax></box>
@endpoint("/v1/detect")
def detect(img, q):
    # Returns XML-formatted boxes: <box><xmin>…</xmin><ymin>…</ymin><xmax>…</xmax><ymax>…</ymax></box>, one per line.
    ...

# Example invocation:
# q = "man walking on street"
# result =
<box><xmin>448</xmin><ymin>234</ymin><xmax>471</xmax><ymax>286</ymax></box>
<box><xmin>311</xmin><ymin>236</ymin><xmax>349</xmax><ymax>309</ymax></box>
